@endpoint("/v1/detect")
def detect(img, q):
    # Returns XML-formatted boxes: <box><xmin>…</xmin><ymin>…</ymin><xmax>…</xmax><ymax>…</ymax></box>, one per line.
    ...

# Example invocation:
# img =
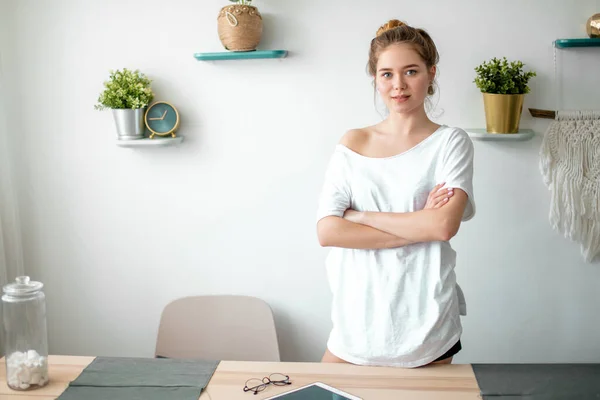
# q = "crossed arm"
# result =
<box><xmin>317</xmin><ymin>187</ymin><xmax>469</xmax><ymax>249</ymax></box>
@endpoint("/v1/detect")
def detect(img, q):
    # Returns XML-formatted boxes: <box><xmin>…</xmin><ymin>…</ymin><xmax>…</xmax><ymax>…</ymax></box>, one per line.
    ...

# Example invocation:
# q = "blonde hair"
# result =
<box><xmin>368</xmin><ymin>19</ymin><xmax>439</xmax><ymax>95</ymax></box>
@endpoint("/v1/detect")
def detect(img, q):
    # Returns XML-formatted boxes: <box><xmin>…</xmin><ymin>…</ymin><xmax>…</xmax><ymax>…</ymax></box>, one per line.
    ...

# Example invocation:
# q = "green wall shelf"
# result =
<box><xmin>554</xmin><ymin>38</ymin><xmax>600</xmax><ymax>48</ymax></box>
<box><xmin>194</xmin><ymin>50</ymin><xmax>288</xmax><ymax>61</ymax></box>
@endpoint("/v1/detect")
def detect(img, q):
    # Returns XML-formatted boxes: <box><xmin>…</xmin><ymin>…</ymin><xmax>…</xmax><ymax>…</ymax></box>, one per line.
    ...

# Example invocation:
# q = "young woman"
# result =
<box><xmin>316</xmin><ymin>19</ymin><xmax>475</xmax><ymax>368</ymax></box>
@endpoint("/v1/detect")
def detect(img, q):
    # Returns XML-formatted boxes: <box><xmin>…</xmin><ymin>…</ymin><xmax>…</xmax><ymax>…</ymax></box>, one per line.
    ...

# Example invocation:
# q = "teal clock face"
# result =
<box><xmin>146</xmin><ymin>102</ymin><xmax>178</xmax><ymax>134</ymax></box>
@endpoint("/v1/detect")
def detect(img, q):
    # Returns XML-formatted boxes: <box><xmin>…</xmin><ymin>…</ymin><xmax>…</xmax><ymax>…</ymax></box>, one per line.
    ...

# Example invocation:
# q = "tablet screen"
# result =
<box><xmin>265</xmin><ymin>383</ymin><xmax>360</xmax><ymax>400</ymax></box>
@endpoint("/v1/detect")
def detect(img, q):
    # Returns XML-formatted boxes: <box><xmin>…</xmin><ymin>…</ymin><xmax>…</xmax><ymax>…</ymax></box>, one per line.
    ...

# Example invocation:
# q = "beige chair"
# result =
<box><xmin>155</xmin><ymin>295</ymin><xmax>281</xmax><ymax>361</ymax></box>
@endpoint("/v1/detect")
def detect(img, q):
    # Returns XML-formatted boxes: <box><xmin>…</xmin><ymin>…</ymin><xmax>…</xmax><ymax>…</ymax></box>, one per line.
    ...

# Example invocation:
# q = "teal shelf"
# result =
<box><xmin>194</xmin><ymin>50</ymin><xmax>288</xmax><ymax>61</ymax></box>
<box><xmin>466</xmin><ymin>129</ymin><xmax>535</xmax><ymax>142</ymax></box>
<box><xmin>554</xmin><ymin>38</ymin><xmax>600</xmax><ymax>48</ymax></box>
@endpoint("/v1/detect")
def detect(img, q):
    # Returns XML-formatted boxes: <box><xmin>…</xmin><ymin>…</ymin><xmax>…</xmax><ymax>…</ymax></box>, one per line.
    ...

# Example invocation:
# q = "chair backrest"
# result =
<box><xmin>155</xmin><ymin>295</ymin><xmax>280</xmax><ymax>361</ymax></box>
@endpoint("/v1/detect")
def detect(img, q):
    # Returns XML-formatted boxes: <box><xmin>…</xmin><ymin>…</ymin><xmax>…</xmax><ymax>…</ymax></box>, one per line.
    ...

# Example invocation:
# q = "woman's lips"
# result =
<box><xmin>392</xmin><ymin>94</ymin><xmax>410</xmax><ymax>103</ymax></box>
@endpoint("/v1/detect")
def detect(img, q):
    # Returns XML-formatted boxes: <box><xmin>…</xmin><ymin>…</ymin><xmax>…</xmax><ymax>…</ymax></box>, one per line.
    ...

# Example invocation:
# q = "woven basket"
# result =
<box><xmin>217</xmin><ymin>5</ymin><xmax>263</xmax><ymax>52</ymax></box>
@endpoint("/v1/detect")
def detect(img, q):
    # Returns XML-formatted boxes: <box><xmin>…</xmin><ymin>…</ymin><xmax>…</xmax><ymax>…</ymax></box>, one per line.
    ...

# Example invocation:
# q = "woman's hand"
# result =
<box><xmin>424</xmin><ymin>183</ymin><xmax>454</xmax><ymax>210</ymax></box>
<box><xmin>343</xmin><ymin>183</ymin><xmax>453</xmax><ymax>224</ymax></box>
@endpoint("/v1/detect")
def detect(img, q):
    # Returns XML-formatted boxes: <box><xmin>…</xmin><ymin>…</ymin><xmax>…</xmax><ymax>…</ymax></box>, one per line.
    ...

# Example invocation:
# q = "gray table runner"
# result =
<box><xmin>57</xmin><ymin>386</ymin><xmax>204</xmax><ymax>400</ymax></box>
<box><xmin>57</xmin><ymin>357</ymin><xmax>220</xmax><ymax>400</ymax></box>
<box><xmin>472</xmin><ymin>363</ymin><xmax>600</xmax><ymax>400</ymax></box>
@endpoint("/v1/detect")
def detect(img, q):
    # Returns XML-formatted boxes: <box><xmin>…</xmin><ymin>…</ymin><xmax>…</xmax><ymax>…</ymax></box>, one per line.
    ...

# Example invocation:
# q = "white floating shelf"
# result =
<box><xmin>116</xmin><ymin>137</ymin><xmax>184</xmax><ymax>148</ymax></box>
<box><xmin>466</xmin><ymin>129</ymin><xmax>535</xmax><ymax>141</ymax></box>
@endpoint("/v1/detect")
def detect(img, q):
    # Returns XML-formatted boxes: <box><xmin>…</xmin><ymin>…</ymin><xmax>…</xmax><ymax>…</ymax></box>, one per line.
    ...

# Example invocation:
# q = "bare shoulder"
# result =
<box><xmin>339</xmin><ymin>127</ymin><xmax>372</xmax><ymax>152</ymax></box>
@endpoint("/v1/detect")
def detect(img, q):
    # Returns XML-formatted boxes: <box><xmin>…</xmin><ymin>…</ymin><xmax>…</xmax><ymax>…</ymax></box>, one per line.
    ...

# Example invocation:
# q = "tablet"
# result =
<box><xmin>264</xmin><ymin>381</ymin><xmax>362</xmax><ymax>400</ymax></box>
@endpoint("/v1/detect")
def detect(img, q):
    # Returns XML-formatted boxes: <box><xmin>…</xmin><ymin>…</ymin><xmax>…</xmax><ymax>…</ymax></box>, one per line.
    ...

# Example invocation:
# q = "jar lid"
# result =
<box><xmin>2</xmin><ymin>276</ymin><xmax>44</xmax><ymax>296</ymax></box>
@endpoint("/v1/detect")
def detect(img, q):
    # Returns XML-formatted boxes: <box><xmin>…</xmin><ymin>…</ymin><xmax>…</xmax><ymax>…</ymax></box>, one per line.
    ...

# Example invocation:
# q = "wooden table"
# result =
<box><xmin>0</xmin><ymin>355</ymin><xmax>482</xmax><ymax>399</ymax></box>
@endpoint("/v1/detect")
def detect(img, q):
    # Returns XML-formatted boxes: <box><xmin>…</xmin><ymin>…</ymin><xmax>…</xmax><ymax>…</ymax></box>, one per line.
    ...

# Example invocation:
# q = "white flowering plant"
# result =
<box><xmin>228</xmin><ymin>0</ymin><xmax>253</xmax><ymax>5</ymax></box>
<box><xmin>95</xmin><ymin>68</ymin><xmax>154</xmax><ymax>110</ymax></box>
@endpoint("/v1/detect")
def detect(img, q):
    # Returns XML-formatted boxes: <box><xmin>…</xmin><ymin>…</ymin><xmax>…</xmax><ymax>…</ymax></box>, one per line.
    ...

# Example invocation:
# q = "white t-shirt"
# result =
<box><xmin>316</xmin><ymin>125</ymin><xmax>475</xmax><ymax>368</ymax></box>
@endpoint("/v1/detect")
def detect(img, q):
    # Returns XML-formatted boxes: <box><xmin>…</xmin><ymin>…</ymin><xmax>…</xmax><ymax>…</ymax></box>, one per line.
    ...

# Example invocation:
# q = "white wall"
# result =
<box><xmin>2</xmin><ymin>0</ymin><xmax>600</xmax><ymax>363</ymax></box>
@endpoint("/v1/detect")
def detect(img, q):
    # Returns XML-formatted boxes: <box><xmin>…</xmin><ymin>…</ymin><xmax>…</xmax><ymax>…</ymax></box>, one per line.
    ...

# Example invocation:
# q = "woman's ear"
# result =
<box><xmin>429</xmin><ymin>65</ymin><xmax>437</xmax><ymax>82</ymax></box>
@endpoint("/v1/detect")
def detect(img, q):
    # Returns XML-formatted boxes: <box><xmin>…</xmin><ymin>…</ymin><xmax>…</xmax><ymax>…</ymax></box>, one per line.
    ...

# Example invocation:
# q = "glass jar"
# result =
<box><xmin>2</xmin><ymin>276</ymin><xmax>49</xmax><ymax>390</ymax></box>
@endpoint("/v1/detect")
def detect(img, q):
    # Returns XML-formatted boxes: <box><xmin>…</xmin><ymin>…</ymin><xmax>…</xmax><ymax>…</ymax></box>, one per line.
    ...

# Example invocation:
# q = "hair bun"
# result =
<box><xmin>376</xmin><ymin>19</ymin><xmax>406</xmax><ymax>36</ymax></box>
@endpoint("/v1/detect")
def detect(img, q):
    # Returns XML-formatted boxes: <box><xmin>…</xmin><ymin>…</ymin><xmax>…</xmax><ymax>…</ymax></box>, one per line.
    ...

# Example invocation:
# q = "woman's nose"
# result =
<box><xmin>394</xmin><ymin>76</ymin><xmax>406</xmax><ymax>90</ymax></box>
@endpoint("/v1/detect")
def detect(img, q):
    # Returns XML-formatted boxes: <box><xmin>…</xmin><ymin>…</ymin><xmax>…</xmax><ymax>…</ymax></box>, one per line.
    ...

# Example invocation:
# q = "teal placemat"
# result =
<box><xmin>57</xmin><ymin>386</ymin><xmax>203</xmax><ymax>400</ymax></box>
<box><xmin>57</xmin><ymin>357</ymin><xmax>220</xmax><ymax>400</ymax></box>
<box><xmin>472</xmin><ymin>364</ymin><xmax>600</xmax><ymax>399</ymax></box>
<box><xmin>70</xmin><ymin>357</ymin><xmax>219</xmax><ymax>387</ymax></box>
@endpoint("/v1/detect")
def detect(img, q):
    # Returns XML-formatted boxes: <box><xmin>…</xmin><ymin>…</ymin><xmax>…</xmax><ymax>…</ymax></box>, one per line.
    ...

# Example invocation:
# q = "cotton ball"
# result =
<box><xmin>6</xmin><ymin>350</ymin><xmax>49</xmax><ymax>390</ymax></box>
<box><xmin>39</xmin><ymin>374</ymin><xmax>49</xmax><ymax>386</ymax></box>
<box><xmin>16</xmin><ymin>365</ymin><xmax>31</xmax><ymax>383</ymax></box>
<box><xmin>25</xmin><ymin>350</ymin><xmax>41</xmax><ymax>368</ymax></box>
<box><xmin>30</xmin><ymin>372</ymin><xmax>41</xmax><ymax>385</ymax></box>
<box><xmin>7</xmin><ymin>365</ymin><xmax>22</xmax><ymax>388</ymax></box>
<box><xmin>27</xmin><ymin>350</ymin><xmax>40</xmax><ymax>361</ymax></box>
<box><xmin>9</xmin><ymin>351</ymin><xmax>25</xmax><ymax>365</ymax></box>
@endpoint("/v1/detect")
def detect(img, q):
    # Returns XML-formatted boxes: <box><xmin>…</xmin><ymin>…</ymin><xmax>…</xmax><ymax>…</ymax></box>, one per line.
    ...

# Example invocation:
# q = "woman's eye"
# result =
<box><xmin>406</xmin><ymin>70</ymin><xmax>417</xmax><ymax>76</ymax></box>
<box><xmin>382</xmin><ymin>72</ymin><xmax>392</xmax><ymax>78</ymax></box>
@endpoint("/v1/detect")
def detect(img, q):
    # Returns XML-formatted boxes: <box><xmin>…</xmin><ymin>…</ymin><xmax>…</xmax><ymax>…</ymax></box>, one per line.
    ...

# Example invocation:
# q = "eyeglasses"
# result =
<box><xmin>243</xmin><ymin>373</ymin><xmax>292</xmax><ymax>395</ymax></box>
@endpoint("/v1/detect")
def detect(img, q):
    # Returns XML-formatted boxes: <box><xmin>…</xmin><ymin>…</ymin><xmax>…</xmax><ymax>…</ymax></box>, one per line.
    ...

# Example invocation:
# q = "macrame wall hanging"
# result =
<box><xmin>539</xmin><ymin>110</ymin><xmax>600</xmax><ymax>262</ymax></box>
<box><xmin>536</xmin><ymin>40</ymin><xmax>600</xmax><ymax>262</ymax></box>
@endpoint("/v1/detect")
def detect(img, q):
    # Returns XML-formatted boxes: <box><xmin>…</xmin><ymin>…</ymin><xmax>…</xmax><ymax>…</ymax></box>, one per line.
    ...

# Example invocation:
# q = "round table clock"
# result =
<box><xmin>144</xmin><ymin>101</ymin><xmax>180</xmax><ymax>138</ymax></box>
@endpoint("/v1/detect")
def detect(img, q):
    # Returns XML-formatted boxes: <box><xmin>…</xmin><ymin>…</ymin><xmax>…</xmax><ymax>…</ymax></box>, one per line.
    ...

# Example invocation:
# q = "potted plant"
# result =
<box><xmin>474</xmin><ymin>57</ymin><xmax>536</xmax><ymax>133</ymax></box>
<box><xmin>217</xmin><ymin>0</ymin><xmax>262</xmax><ymax>52</ymax></box>
<box><xmin>95</xmin><ymin>68</ymin><xmax>154</xmax><ymax>140</ymax></box>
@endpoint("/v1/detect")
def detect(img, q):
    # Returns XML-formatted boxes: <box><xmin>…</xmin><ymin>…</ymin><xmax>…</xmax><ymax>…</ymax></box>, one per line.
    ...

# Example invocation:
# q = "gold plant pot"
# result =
<box><xmin>586</xmin><ymin>13</ymin><xmax>600</xmax><ymax>38</ymax></box>
<box><xmin>217</xmin><ymin>5</ymin><xmax>263</xmax><ymax>52</ymax></box>
<box><xmin>482</xmin><ymin>93</ymin><xmax>524</xmax><ymax>133</ymax></box>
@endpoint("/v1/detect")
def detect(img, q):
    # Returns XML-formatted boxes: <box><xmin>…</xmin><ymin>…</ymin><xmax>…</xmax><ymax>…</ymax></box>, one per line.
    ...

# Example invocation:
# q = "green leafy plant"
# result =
<box><xmin>229</xmin><ymin>0</ymin><xmax>253</xmax><ymax>4</ymax></box>
<box><xmin>474</xmin><ymin>57</ymin><xmax>537</xmax><ymax>94</ymax></box>
<box><xmin>95</xmin><ymin>68</ymin><xmax>154</xmax><ymax>110</ymax></box>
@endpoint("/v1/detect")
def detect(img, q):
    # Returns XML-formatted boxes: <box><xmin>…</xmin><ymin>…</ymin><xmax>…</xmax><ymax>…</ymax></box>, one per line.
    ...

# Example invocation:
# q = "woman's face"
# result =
<box><xmin>374</xmin><ymin>43</ymin><xmax>435</xmax><ymax>115</ymax></box>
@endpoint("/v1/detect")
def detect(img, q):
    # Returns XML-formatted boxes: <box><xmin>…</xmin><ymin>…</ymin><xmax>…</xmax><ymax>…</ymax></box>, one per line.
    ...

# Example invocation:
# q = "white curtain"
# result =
<box><xmin>0</xmin><ymin>48</ymin><xmax>25</xmax><ymax>357</ymax></box>
<box><xmin>0</xmin><ymin>5</ymin><xmax>25</xmax><ymax>358</ymax></box>
<box><xmin>0</xmin><ymin>50</ymin><xmax>24</xmax><ymax>290</ymax></box>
